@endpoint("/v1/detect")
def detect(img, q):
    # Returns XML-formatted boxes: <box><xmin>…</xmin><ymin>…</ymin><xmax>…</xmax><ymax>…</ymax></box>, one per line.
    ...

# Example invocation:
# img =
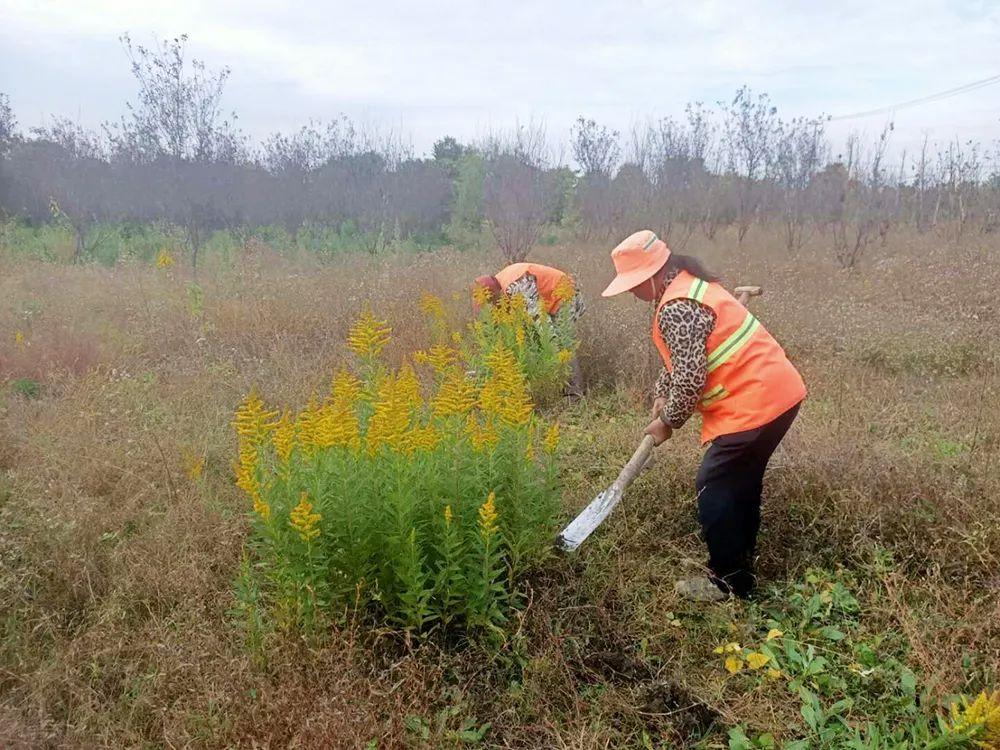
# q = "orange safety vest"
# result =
<box><xmin>494</xmin><ymin>263</ymin><xmax>572</xmax><ymax>314</ymax></box>
<box><xmin>653</xmin><ymin>270</ymin><xmax>806</xmax><ymax>444</ymax></box>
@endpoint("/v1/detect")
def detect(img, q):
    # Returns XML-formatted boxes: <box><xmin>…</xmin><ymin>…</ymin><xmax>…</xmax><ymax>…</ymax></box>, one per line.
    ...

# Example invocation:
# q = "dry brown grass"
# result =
<box><xmin>1</xmin><ymin>226</ymin><xmax>998</xmax><ymax>748</ymax></box>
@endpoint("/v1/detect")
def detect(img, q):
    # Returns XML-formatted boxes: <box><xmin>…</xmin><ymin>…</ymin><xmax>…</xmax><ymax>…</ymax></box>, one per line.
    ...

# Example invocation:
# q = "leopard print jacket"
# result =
<box><xmin>505</xmin><ymin>273</ymin><xmax>586</xmax><ymax>322</ymax></box>
<box><xmin>651</xmin><ymin>268</ymin><xmax>717</xmax><ymax>428</ymax></box>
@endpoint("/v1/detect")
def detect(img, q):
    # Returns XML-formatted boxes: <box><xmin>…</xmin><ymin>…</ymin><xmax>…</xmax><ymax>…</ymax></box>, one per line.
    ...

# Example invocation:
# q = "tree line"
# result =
<box><xmin>1</xmin><ymin>35</ymin><xmax>998</xmax><ymax>269</ymax></box>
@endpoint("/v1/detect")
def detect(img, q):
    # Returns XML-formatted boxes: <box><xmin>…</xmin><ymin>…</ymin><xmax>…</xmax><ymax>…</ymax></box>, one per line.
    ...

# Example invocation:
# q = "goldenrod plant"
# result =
<box><xmin>233</xmin><ymin>308</ymin><xmax>561</xmax><ymax>635</ymax></box>
<box><xmin>466</xmin><ymin>285</ymin><xmax>578</xmax><ymax>403</ymax></box>
<box><xmin>950</xmin><ymin>691</ymin><xmax>1000</xmax><ymax>749</ymax></box>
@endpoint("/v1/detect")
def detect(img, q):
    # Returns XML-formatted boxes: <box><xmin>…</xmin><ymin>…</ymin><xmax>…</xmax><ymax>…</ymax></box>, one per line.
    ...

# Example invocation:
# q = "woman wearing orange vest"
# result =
<box><xmin>602</xmin><ymin>230</ymin><xmax>806</xmax><ymax>601</ymax></box>
<box><xmin>473</xmin><ymin>263</ymin><xmax>585</xmax><ymax>321</ymax></box>
<box><xmin>474</xmin><ymin>263</ymin><xmax>586</xmax><ymax>395</ymax></box>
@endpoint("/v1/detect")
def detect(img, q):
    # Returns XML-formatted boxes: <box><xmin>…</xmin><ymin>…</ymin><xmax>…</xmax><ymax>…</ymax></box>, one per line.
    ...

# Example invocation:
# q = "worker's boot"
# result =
<box><xmin>675</xmin><ymin>576</ymin><xmax>728</xmax><ymax>603</ymax></box>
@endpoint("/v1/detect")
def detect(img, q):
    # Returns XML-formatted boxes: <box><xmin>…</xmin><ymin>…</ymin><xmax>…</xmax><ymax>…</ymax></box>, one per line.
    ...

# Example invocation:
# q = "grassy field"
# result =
<box><xmin>1</xmin><ymin>227</ymin><xmax>998</xmax><ymax>748</ymax></box>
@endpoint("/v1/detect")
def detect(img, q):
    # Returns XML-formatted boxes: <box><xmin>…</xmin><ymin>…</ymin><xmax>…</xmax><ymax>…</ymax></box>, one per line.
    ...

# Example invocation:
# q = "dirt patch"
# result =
<box><xmin>640</xmin><ymin>679</ymin><xmax>721</xmax><ymax>737</ymax></box>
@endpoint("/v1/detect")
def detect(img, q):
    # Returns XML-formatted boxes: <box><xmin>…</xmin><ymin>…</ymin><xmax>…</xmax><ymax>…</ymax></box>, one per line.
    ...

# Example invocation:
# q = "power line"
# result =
<box><xmin>829</xmin><ymin>74</ymin><xmax>1000</xmax><ymax>122</ymax></box>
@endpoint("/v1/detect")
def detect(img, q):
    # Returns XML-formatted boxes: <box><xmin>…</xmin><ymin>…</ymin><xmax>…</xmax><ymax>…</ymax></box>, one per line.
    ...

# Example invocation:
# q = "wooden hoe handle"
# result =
<box><xmin>734</xmin><ymin>285</ymin><xmax>763</xmax><ymax>306</ymax></box>
<box><xmin>615</xmin><ymin>434</ymin><xmax>657</xmax><ymax>494</ymax></box>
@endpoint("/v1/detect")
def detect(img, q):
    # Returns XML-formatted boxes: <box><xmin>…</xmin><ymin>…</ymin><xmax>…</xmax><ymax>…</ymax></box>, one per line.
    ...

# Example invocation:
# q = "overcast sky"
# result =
<box><xmin>2</xmin><ymin>0</ymin><xmax>998</xmax><ymax>161</ymax></box>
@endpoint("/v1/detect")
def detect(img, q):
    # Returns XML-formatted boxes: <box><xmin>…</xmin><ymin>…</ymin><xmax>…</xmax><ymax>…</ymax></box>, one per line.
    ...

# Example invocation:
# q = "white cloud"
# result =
<box><xmin>1</xmin><ymin>0</ymin><xmax>998</xmax><ymax>156</ymax></box>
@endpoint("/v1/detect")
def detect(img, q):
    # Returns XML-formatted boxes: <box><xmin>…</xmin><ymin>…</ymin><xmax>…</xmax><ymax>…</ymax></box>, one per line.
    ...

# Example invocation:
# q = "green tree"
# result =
<box><xmin>446</xmin><ymin>152</ymin><xmax>486</xmax><ymax>249</ymax></box>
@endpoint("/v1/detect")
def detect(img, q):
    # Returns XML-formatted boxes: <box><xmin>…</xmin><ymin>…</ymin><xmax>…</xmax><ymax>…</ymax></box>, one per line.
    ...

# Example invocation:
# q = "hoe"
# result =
<box><xmin>557</xmin><ymin>285</ymin><xmax>763</xmax><ymax>551</ymax></box>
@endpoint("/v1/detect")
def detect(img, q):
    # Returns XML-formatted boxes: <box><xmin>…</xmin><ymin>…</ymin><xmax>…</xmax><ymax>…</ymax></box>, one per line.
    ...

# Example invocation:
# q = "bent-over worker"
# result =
<box><xmin>473</xmin><ymin>262</ymin><xmax>586</xmax><ymax>395</ymax></box>
<box><xmin>601</xmin><ymin>230</ymin><xmax>806</xmax><ymax>602</ymax></box>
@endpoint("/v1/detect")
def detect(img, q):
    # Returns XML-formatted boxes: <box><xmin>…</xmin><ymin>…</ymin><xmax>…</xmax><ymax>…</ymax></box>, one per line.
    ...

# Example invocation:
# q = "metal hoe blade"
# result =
<box><xmin>556</xmin><ymin>434</ymin><xmax>656</xmax><ymax>552</ymax></box>
<box><xmin>557</xmin><ymin>485</ymin><xmax>625</xmax><ymax>551</ymax></box>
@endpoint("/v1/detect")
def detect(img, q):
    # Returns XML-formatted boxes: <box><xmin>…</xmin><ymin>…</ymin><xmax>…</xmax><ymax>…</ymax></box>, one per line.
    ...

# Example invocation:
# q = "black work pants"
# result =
<box><xmin>696</xmin><ymin>402</ymin><xmax>800</xmax><ymax>598</ymax></box>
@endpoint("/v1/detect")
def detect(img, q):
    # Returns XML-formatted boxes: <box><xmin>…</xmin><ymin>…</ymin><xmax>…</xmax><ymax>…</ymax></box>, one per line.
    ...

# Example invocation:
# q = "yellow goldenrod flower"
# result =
<box><xmin>766</xmin><ymin>668</ymin><xmax>783</xmax><ymax>680</ymax></box>
<box><xmin>330</xmin><ymin>369</ymin><xmax>362</xmax><ymax>404</ymax></box>
<box><xmin>235</xmin><ymin>458</ymin><xmax>259</xmax><ymax>497</ymax></box>
<box><xmin>252</xmin><ymin>492</ymin><xmax>271</xmax><ymax>521</ymax></box>
<box><xmin>415</xmin><ymin>344</ymin><xmax>458</xmax><ymax>374</ymax></box>
<box><xmin>515</xmin><ymin>325</ymin><xmax>526</xmax><ymax>349</ymax></box>
<box><xmin>950</xmin><ymin>691</ymin><xmax>1000</xmax><ymax>747</ymax></box>
<box><xmin>478</xmin><ymin>491</ymin><xmax>498</xmax><ymax>538</ymax></box>
<box><xmin>366</xmin><ymin>371</ymin><xmax>415</xmax><ymax>454</ymax></box>
<box><xmin>713</xmin><ymin>645</ymin><xmax>725</xmax><ymax>655</ymax></box>
<box><xmin>746</xmin><ymin>652</ymin><xmax>770</xmax><ymax>670</ymax></box>
<box><xmin>508</xmin><ymin>293</ymin><xmax>527</xmax><ymax>315</ymax></box>
<box><xmin>14</xmin><ymin>330</ymin><xmax>25</xmax><ymax>347</ymax></box>
<box><xmin>525</xmin><ymin>441</ymin><xmax>535</xmax><ymax>461</ymax></box>
<box><xmin>724</xmin><ymin>656</ymin><xmax>744</xmax><ymax>674</ymax></box>
<box><xmin>766</xmin><ymin>628</ymin><xmax>784</xmax><ymax>641</ymax></box>
<box><xmin>444</xmin><ymin>504</ymin><xmax>453</xmax><ymax>526</ymax></box>
<box><xmin>472</xmin><ymin>283</ymin><xmax>494</xmax><ymax>306</ymax></box>
<box><xmin>543</xmin><ymin>423</ymin><xmax>560</xmax><ymax>454</ymax></box>
<box><xmin>347</xmin><ymin>309</ymin><xmax>392</xmax><ymax>358</ymax></box>
<box><xmin>552</xmin><ymin>275</ymin><xmax>576</xmax><ymax>303</ymax></box>
<box><xmin>155</xmin><ymin>248</ymin><xmax>175</xmax><ymax>268</ymax></box>
<box><xmin>396</xmin><ymin>364</ymin><xmax>423</xmax><ymax>411</ymax></box>
<box><xmin>465</xmin><ymin>413</ymin><xmax>499</xmax><ymax>452</ymax></box>
<box><xmin>233</xmin><ymin>388</ymin><xmax>278</xmax><ymax>445</ymax></box>
<box><xmin>431</xmin><ymin>367</ymin><xmax>477</xmax><ymax>418</ymax></box>
<box><xmin>451</xmin><ymin>330</ymin><xmax>462</xmax><ymax>344</ymax></box>
<box><xmin>479</xmin><ymin>342</ymin><xmax>532</xmax><ymax>426</ymax></box>
<box><xmin>400</xmin><ymin>423</ymin><xmax>441</xmax><ymax>454</ymax></box>
<box><xmin>289</xmin><ymin>492</ymin><xmax>322</xmax><ymax>542</ymax></box>
<box><xmin>311</xmin><ymin>398</ymin><xmax>361</xmax><ymax>452</ymax></box>
<box><xmin>557</xmin><ymin>348</ymin><xmax>573</xmax><ymax>364</ymax></box>
<box><xmin>294</xmin><ymin>396</ymin><xmax>322</xmax><ymax>455</ymax></box>
<box><xmin>419</xmin><ymin>292</ymin><xmax>445</xmax><ymax>319</ymax></box>
<box><xmin>271</xmin><ymin>410</ymin><xmax>296</xmax><ymax>462</ymax></box>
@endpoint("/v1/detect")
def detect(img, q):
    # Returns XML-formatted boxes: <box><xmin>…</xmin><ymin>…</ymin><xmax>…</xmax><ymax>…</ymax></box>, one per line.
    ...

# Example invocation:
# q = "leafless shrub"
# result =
<box><xmin>720</xmin><ymin>87</ymin><xmax>778</xmax><ymax>243</ymax></box>
<box><xmin>478</xmin><ymin>124</ymin><xmax>559</xmax><ymax>262</ymax></box>
<box><xmin>773</xmin><ymin>116</ymin><xmax>827</xmax><ymax>251</ymax></box>
<box><xmin>483</xmin><ymin>154</ymin><xmax>554</xmax><ymax>262</ymax></box>
<box><xmin>829</xmin><ymin>126</ymin><xmax>893</xmax><ymax>270</ymax></box>
<box><xmin>571</xmin><ymin>117</ymin><xmax>621</xmax><ymax>178</ymax></box>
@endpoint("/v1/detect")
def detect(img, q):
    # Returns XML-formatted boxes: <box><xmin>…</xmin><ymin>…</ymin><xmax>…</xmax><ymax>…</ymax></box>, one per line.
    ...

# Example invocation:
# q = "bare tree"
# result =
<box><xmin>107</xmin><ymin>34</ymin><xmax>247</xmax><ymax>268</ymax></box>
<box><xmin>479</xmin><ymin>125</ymin><xmax>557</xmax><ymax>262</ymax></box>
<box><xmin>911</xmin><ymin>135</ymin><xmax>933</xmax><ymax>232</ymax></box>
<box><xmin>773</xmin><ymin>116</ymin><xmax>827</xmax><ymax>251</ymax></box>
<box><xmin>571</xmin><ymin>117</ymin><xmax>621</xmax><ymax>177</ymax></box>
<box><xmin>829</xmin><ymin>125</ymin><xmax>892</xmax><ymax>270</ymax></box>
<box><xmin>720</xmin><ymin>87</ymin><xmax>778</xmax><ymax>243</ymax></box>
<box><xmin>483</xmin><ymin>155</ymin><xmax>554</xmax><ymax>262</ymax></box>
<box><xmin>936</xmin><ymin>139</ymin><xmax>983</xmax><ymax>240</ymax></box>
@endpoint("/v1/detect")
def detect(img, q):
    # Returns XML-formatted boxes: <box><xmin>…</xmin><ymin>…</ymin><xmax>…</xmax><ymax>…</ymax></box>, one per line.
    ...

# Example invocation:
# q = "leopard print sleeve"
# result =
<box><xmin>657</xmin><ymin>299</ymin><xmax>716</xmax><ymax>428</ymax></box>
<box><xmin>504</xmin><ymin>274</ymin><xmax>542</xmax><ymax>319</ymax></box>
<box><xmin>654</xmin><ymin>366</ymin><xmax>671</xmax><ymax>398</ymax></box>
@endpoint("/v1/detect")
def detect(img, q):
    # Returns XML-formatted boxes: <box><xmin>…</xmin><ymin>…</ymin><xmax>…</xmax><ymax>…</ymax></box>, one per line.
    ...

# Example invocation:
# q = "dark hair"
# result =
<box><xmin>664</xmin><ymin>253</ymin><xmax>720</xmax><ymax>283</ymax></box>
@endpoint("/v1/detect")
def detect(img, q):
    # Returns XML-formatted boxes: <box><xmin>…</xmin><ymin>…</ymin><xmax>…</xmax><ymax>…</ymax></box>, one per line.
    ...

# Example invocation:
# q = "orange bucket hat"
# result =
<box><xmin>601</xmin><ymin>230</ymin><xmax>671</xmax><ymax>297</ymax></box>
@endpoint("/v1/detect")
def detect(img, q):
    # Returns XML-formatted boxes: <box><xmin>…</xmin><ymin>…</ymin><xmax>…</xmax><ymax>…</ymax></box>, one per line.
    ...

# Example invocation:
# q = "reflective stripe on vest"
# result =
<box><xmin>689</xmin><ymin>276</ymin><xmax>709</xmax><ymax>303</ymax></box>
<box><xmin>700</xmin><ymin>384</ymin><xmax>729</xmax><ymax>407</ymax></box>
<box><xmin>707</xmin><ymin>314</ymin><xmax>760</xmax><ymax>373</ymax></box>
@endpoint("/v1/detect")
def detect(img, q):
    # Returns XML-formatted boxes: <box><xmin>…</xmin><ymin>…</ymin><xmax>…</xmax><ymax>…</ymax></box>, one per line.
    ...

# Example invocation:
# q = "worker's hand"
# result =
<box><xmin>643</xmin><ymin>418</ymin><xmax>672</xmax><ymax>446</ymax></box>
<box><xmin>650</xmin><ymin>396</ymin><xmax>667</xmax><ymax>419</ymax></box>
